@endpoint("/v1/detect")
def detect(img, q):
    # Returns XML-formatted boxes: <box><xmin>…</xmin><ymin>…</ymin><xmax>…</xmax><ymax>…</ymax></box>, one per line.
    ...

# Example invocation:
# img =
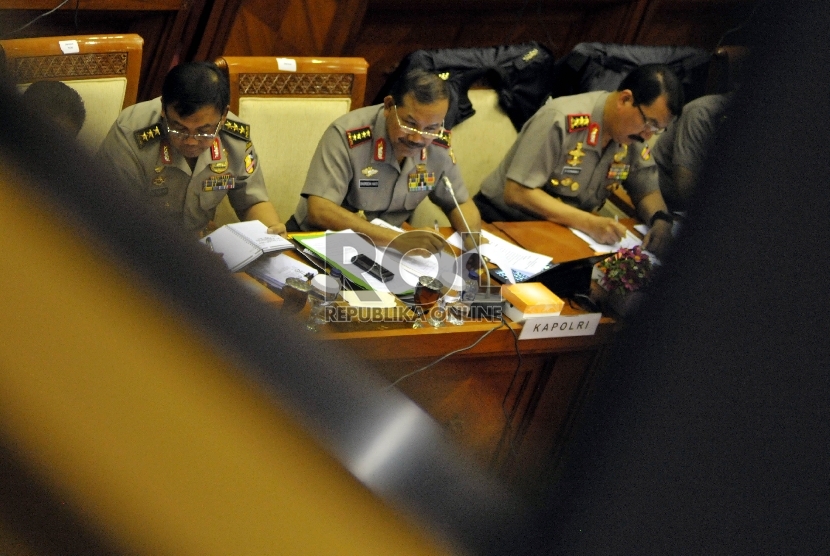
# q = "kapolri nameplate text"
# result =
<box><xmin>518</xmin><ymin>313</ymin><xmax>602</xmax><ymax>340</ymax></box>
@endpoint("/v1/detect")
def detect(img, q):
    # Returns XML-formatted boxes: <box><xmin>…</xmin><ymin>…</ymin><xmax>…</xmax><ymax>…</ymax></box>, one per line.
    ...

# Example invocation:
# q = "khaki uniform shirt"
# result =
<box><xmin>293</xmin><ymin>104</ymin><xmax>468</xmax><ymax>230</ymax></box>
<box><xmin>97</xmin><ymin>97</ymin><xmax>269</xmax><ymax>233</ymax></box>
<box><xmin>652</xmin><ymin>93</ymin><xmax>730</xmax><ymax>211</ymax></box>
<box><xmin>479</xmin><ymin>91</ymin><xmax>657</xmax><ymax>221</ymax></box>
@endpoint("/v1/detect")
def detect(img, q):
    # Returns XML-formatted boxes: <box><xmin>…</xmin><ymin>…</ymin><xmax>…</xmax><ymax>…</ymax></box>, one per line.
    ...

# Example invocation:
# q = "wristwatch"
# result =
<box><xmin>649</xmin><ymin>210</ymin><xmax>674</xmax><ymax>227</ymax></box>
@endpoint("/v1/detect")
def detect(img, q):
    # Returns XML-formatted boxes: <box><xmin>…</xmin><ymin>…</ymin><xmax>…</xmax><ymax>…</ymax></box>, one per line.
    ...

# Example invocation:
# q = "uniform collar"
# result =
<box><xmin>158</xmin><ymin>135</ymin><xmax>224</xmax><ymax>175</ymax></box>
<box><xmin>584</xmin><ymin>91</ymin><xmax>611</xmax><ymax>154</ymax></box>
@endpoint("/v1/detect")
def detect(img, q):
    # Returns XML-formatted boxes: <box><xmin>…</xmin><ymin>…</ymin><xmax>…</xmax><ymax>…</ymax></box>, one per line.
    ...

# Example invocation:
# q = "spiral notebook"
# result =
<box><xmin>200</xmin><ymin>220</ymin><xmax>293</xmax><ymax>272</ymax></box>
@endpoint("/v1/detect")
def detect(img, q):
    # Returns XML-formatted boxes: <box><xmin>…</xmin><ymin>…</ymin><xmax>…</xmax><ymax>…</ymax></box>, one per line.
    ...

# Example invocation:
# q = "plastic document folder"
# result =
<box><xmin>293</xmin><ymin>230</ymin><xmax>429</xmax><ymax>296</ymax></box>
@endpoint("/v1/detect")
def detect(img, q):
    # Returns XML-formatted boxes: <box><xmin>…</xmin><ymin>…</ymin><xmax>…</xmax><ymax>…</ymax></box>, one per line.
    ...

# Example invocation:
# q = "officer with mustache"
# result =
<box><xmin>290</xmin><ymin>68</ymin><xmax>481</xmax><ymax>255</ymax></box>
<box><xmin>475</xmin><ymin>64</ymin><xmax>681</xmax><ymax>258</ymax></box>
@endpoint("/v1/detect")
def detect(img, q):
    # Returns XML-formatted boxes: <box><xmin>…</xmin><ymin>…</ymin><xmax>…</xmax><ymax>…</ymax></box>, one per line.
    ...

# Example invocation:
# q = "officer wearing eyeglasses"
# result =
<box><xmin>475</xmin><ymin>64</ymin><xmax>681</xmax><ymax>258</ymax></box>
<box><xmin>98</xmin><ymin>61</ymin><xmax>286</xmax><ymax>236</ymax></box>
<box><xmin>289</xmin><ymin>68</ymin><xmax>481</xmax><ymax>254</ymax></box>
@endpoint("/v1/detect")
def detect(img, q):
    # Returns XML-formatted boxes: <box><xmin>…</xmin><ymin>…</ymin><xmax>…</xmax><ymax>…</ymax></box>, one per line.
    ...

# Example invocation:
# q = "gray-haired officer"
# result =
<box><xmin>475</xmin><ymin>64</ymin><xmax>682</xmax><ymax>258</ymax></box>
<box><xmin>98</xmin><ymin>61</ymin><xmax>285</xmax><ymax>236</ymax></box>
<box><xmin>289</xmin><ymin>68</ymin><xmax>481</xmax><ymax>254</ymax></box>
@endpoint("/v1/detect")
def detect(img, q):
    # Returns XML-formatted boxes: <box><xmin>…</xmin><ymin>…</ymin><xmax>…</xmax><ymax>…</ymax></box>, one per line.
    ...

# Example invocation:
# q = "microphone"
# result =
<box><xmin>442</xmin><ymin>177</ymin><xmax>497</xmax><ymax>311</ymax></box>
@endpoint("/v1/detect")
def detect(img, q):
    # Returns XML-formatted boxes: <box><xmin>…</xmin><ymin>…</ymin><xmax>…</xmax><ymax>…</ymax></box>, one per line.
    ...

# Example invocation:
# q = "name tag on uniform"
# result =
<box><xmin>203</xmin><ymin>174</ymin><xmax>236</xmax><ymax>191</ymax></box>
<box><xmin>359</xmin><ymin>179</ymin><xmax>379</xmax><ymax>188</ymax></box>
<box><xmin>562</xmin><ymin>166</ymin><xmax>581</xmax><ymax>175</ymax></box>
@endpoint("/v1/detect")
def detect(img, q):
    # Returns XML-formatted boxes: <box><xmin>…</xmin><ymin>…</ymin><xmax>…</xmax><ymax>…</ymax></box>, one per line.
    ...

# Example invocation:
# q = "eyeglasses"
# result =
<box><xmin>635</xmin><ymin>104</ymin><xmax>666</xmax><ymax>134</ymax></box>
<box><xmin>165</xmin><ymin>119</ymin><xmax>222</xmax><ymax>141</ymax></box>
<box><xmin>393</xmin><ymin>104</ymin><xmax>445</xmax><ymax>139</ymax></box>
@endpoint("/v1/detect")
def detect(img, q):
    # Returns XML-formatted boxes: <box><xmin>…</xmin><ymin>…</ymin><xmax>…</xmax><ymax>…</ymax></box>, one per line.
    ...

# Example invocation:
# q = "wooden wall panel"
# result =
<box><xmin>222</xmin><ymin>0</ymin><xmax>367</xmax><ymax>57</ymax></box>
<box><xmin>1</xmin><ymin>0</ymin><xmax>758</xmax><ymax>110</ymax></box>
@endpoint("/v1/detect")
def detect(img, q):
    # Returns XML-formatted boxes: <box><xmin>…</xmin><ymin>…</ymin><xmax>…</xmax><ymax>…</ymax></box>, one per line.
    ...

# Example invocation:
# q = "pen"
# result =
<box><xmin>434</xmin><ymin>219</ymin><xmax>440</xmax><ymax>233</ymax></box>
<box><xmin>205</xmin><ymin>237</ymin><xmax>214</xmax><ymax>252</ymax></box>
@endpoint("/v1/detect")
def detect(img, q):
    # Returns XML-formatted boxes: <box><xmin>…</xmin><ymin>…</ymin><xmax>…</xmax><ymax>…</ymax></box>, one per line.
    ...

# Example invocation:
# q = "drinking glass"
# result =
<box><xmin>412</xmin><ymin>276</ymin><xmax>442</xmax><ymax>329</ymax></box>
<box><xmin>280</xmin><ymin>277</ymin><xmax>310</xmax><ymax>317</ymax></box>
<box><xmin>442</xmin><ymin>290</ymin><xmax>466</xmax><ymax>326</ymax></box>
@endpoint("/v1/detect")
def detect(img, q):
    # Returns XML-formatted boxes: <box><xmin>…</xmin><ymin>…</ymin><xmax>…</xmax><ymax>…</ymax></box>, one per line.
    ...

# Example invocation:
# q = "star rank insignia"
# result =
<box><xmin>346</xmin><ymin>126</ymin><xmax>372</xmax><ymax>148</ymax></box>
<box><xmin>134</xmin><ymin>121</ymin><xmax>163</xmax><ymax>149</ymax></box>
<box><xmin>362</xmin><ymin>166</ymin><xmax>378</xmax><ymax>177</ymax></box>
<box><xmin>567</xmin><ymin>142</ymin><xmax>586</xmax><ymax>166</ymax></box>
<box><xmin>567</xmin><ymin>114</ymin><xmax>590</xmax><ymax>133</ymax></box>
<box><xmin>221</xmin><ymin>118</ymin><xmax>251</xmax><ymax>140</ymax></box>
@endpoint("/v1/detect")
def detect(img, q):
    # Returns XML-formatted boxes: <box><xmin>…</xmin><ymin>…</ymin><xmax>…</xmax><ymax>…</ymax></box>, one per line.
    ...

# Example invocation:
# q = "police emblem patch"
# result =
<box><xmin>244</xmin><ymin>153</ymin><xmax>256</xmax><ymax>174</ymax></box>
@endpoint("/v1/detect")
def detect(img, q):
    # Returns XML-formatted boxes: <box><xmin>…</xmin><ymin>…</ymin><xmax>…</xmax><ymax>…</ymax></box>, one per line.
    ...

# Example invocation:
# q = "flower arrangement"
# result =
<box><xmin>594</xmin><ymin>245</ymin><xmax>654</xmax><ymax>297</ymax></box>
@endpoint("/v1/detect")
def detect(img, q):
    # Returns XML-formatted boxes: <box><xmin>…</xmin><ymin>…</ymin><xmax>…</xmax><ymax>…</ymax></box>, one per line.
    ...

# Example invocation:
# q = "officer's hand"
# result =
<box><xmin>642</xmin><ymin>220</ymin><xmax>672</xmax><ymax>259</ymax></box>
<box><xmin>461</xmin><ymin>231</ymin><xmax>488</xmax><ymax>252</ymax></box>
<box><xmin>388</xmin><ymin>230</ymin><xmax>447</xmax><ymax>257</ymax></box>
<box><xmin>585</xmin><ymin>216</ymin><xmax>627</xmax><ymax>245</ymax></box>
<box><xmin>266</xmin><ymin>223</ymin><xmax>288</xmax><ymax>237</ymax></box>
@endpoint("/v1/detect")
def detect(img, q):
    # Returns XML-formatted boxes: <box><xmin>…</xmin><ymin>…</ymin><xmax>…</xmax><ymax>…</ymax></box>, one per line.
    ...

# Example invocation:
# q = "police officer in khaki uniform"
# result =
<box><xmin>291</xmin><ymin>68</ymin><xmax>481</xmax><ymax>254</ymax></box>
<box><xmin>476</xmin><ymin>64</ymin><xmax>681</xmax><ymax>257</ymax></box>
<box><xmin>98</xmin><ymin>61</ymin><xmax>285</xmax><ymax>236</ymax></box>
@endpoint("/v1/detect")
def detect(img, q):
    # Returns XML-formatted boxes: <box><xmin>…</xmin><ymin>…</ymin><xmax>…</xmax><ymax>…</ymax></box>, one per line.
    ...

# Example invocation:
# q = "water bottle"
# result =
<box><xmin>461</xmin><ymin>270</ymin><xmax>479</xmax><ymax>306</ymax></box>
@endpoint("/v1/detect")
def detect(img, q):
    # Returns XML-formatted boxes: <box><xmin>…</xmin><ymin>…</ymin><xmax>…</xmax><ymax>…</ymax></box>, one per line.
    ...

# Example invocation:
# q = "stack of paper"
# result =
<box><xmin>246</xmin><ymin>253</ymin><xmax>318</xmax><ymax>290</ymax></box>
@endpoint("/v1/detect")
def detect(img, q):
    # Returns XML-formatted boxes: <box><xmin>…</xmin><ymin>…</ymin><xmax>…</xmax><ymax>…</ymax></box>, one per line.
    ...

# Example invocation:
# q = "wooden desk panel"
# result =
<box><xmin>298</xmin><ymin>221</ymin><xmax>618</xmax><ymax>489</ymax></box>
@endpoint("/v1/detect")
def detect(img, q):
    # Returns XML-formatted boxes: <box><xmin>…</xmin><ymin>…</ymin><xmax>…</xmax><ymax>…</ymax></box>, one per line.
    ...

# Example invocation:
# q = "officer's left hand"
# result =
<box><xmin>642</xmin><ymin>220</ymin><xmax>672</xmax><ymax>259</ymax></box>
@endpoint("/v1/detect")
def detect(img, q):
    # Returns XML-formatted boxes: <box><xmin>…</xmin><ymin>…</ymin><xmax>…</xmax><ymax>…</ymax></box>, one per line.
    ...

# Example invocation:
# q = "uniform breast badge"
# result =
<box><xmin>408</xmin><ymin>168</ymin><xmax>436</xmax><ymax>192</ymax></box>
<box><xmin>607</xmin><ymin>163</ymin><xmax>630</xmax><ymax>180</ymax></box>
<box><xmin>362</xmin><ymin>166</ymin><xmax>378</xmax><ymax>177</ymax></box>
<box><xmin>152</xmin><ymin>175</ymin><xmax>165</xmax><ymax>186</ymax></box>
<box><xmin>203</xmin><ymin>174</ymin><xmax>236</xmax><ymax>191</ymax></box>
<box><xmin>210</xmin><ymin>159</ymin><xmax>229</xmax><ymax>173</ymax></box>
<box><xmin>567</xmin><ymin>142</ymin><xmax>586</xmax><ymax>166</ymax></box>
<box><xmin>613</xmin><ymin>144</ymin><xmax>628</xmax><ymax>163</ymax></box>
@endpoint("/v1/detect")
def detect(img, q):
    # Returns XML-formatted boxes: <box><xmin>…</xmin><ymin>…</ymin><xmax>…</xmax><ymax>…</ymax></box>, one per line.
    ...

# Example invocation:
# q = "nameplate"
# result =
<box><xmin>518</xmin><ymin>313</ymin><xmax>601</xmax><ymax>340</ymax></box>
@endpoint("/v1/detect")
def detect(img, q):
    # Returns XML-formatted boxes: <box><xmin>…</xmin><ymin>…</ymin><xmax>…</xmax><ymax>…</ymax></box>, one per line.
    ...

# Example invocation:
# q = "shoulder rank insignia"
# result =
<box><xmin>567</xmin><ymin>114</ymin><xmax>590</xmax><ymax>133</ymax></box>
<box><xmin>432</xmin><ymin>129</ymin><xmax>451</xmax><ymax>149</ymax></box>
<box><xmin>134</xmin><ymin>121</ymin><xmax>163</xmax><ymax>149</ymax></box>
<box><xmin>346</xmin><ymin>126</ymin><xmax>372</xmax><ymax>148</ymax></box>
<box><xmin>221</xmin><ymin>118</ymin><xmax>251</xmax><ymax>140</ymax></box>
